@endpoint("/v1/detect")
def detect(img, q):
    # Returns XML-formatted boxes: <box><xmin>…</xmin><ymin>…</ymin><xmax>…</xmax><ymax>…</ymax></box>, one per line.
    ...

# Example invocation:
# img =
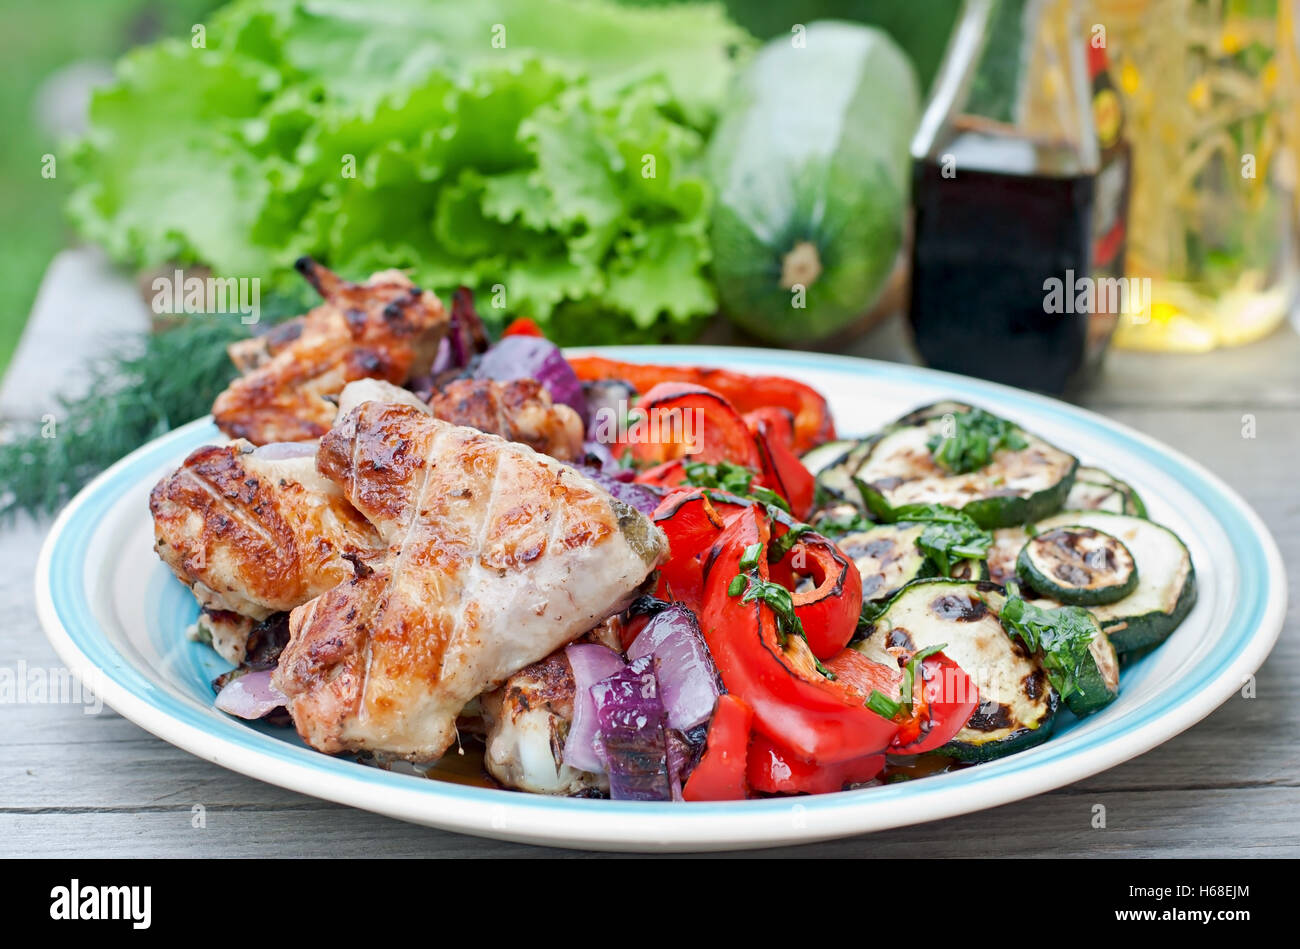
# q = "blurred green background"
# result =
<box><xmin>0</xmin><ymin>0</ymin><xmax>958</xmax><ymax>376</ymax></box>
<box><xmin>0</xmin><ymin>0</ymin><xmax>222</xmax><ymax>375</ymax></box>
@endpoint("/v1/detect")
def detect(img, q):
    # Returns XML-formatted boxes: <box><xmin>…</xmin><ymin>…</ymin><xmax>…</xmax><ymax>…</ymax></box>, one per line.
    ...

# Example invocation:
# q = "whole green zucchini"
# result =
<box><xmin>707</xmin><ymin>21</ymin><xmax>919</xmax><ymax>342</ymax></box>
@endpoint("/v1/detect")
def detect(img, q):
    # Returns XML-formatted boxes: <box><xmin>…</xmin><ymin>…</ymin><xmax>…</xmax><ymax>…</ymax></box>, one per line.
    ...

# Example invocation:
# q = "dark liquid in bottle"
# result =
<box><xmin>908</xmin><ymin>149</ymin><xmax>1096</xmax><ymax>394</ymax></box>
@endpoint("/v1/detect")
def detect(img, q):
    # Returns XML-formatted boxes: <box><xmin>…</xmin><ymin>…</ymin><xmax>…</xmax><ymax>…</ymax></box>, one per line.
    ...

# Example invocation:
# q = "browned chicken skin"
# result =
<box><xmin>273</xmin><ymin>404</ymin><xmax>666</xmax><ymax>761</ymax></box>
<box><xmin>337</xmin><ymin>377</ymin><xmax>584</xmax><ymax>461</ymax></box>
<box><xmin>428</xmin><ymin>378</ymin><xmax>584</xmax><ymax>461</ymax></box>
<box><xmin>212</xmin><ymin>259</ymin><xmax>447</xmax><ymax>445</ymax></box>
<box><xmin>149</xmin><ymin>442</ymin><xmax>382</xmax><ymax>624</ymax></box>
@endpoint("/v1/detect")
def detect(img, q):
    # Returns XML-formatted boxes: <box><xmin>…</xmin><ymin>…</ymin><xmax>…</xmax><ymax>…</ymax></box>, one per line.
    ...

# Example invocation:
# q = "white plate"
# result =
<box><xmin>35</xmin><ymin>346</ymin><xmax>1287</xmax><ymax>851</ymax></box>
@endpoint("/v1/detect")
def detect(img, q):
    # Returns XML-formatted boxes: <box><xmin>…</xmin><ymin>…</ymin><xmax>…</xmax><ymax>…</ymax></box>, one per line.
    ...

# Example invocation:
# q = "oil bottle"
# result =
<box><xmin>908</xmin><ymin>0</ymin><xmax>1132</xmax><ymax>393</ymax></box>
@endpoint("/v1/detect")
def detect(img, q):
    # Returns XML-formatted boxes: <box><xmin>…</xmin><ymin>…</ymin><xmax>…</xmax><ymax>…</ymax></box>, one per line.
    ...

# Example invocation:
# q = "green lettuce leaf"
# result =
<box><xmin>67</xmin><ymin>0</ymin><xmax>749</xmax><ymax>343</ymax></box>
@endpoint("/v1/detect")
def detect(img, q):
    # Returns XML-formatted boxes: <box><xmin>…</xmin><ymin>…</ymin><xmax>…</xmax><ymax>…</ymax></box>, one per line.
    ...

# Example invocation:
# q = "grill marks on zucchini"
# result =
<box><xmin>838</xmin><ymin>525</ymin><xmax>934</xmax><ymax>604</ymax></box>
<box><xmin>1066</xmin><ymin>466</ymin><xmax>1148</xmax><ymax>517</ymax></box>
<box><xmin>1033</xmin><ymin>512</ymin><xmax>1196</xmax><ymax>653</ymax></box>
<box><xmin>854</xmin><ymin>416</ymin><xmax>1077</xmax><ymax>528</ymax></box>
<box><xmin>857</xmin><ymin>580</ymin><xmax>1058</xmax><ymax>762</ymax></box>
<box><xmin>805</xmin><ymin>438</ymin><xmax>877</xmax><ymax>505</ymax></box>
<box><xmin>987</xmin><ymin>526</ymin><xmax>1031</xmax><ymax>587</ymax></box>
<box><xmin>1017</xmin><ymin>526</ymin><xmax>1138</xmax><ymax>605</ymax></box>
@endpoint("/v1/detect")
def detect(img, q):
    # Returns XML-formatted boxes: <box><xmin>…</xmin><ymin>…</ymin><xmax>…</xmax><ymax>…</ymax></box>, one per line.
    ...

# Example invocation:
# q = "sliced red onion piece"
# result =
<box><xmin>562</xmin><ymin>643</ymin><xmax>625</xmax><ymax>774</ymax></box>
<box><xmin>214</xmin><ymin>669</ymin><xmax>287</xmax><ymax>720</ymax></box>
<box><xmin>576</xmin><ymin>465</ymin><xmax>661</xmax><ymax>515</ymax></box>
<box><xmin>475</xmin><ymin>336</ymin><xmax>587</xmax><ymax>424</ymax></box>
<box><xmin>627</xmin><ymin>604</ymin><xmax>720</xmax><ymax>731</ymax></box>
<box><xmin>591</xmin><ymin>655</ymin><xmax>671</xmax><ymax>802</ymax></box>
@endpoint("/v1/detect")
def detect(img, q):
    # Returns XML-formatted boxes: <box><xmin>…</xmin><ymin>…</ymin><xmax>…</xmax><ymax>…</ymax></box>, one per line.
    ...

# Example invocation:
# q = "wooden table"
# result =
<box><xmin>2</xmin><ymin>251</ymin><xmax>1296</xmax><ymax>856</ymax></box>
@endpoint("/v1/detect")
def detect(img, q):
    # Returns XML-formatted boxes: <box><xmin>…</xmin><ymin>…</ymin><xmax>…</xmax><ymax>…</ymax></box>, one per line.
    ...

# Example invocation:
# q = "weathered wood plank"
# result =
<box><xmin>2</xmin><ymin>783</ymin><xmax>1296</xmax><ymax>857</ymax></box>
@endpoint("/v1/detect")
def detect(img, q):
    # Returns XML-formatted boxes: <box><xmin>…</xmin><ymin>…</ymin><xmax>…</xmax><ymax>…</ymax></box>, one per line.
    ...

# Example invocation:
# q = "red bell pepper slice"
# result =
<box><xmin>748</xmin><ymin>411</ymin><xmax>815</xmax><ymax>520</ymax></box>
<box><xmin>567</xmin><ymin>355</ymin><xmax>836</xmax><ymax>453</ymax></box>
<box><xmin>699</xmin><ymin>507</ymin><xmax>898</xmax><ymax>764</ymax></box>
<box><xmin>824</xmin><ymin>648</ymin><xmax>902</xmax><ymax>698</ymax></box>
<box><xmin>681</xmin><ymin>694</ymin><xmax>753</xmax><ymax>801</ymax></box>
<box><xmin>624</xmin><ymin>382</ymin><xmax>762</xmax><ymax>470</ymax></box>
<box><xmin>742</xmin><ymin>407</ymin><xmax>795</xmax><ymax>448</ymax></box>
<box><xmin>825</xmin><ymin>646</ymin><xmax>979</xmax><ymax>756</ymax></box>
<box><xmin>634</xmin><ymin>459</ymin><xmax>689</xmax><ymax>490</ymax></box>
<box><xmin>747</xmin><ymin>733</ymin><xmax>885</xmax><ymax>795</ymax></box>
<box><xmin>650</xmin><ymin>488</ymin><xmax>753</xmax><ymax>609</ymax></box>
<box><xmin>767</xmin><ymin>527</ymin><xmax>861</xmax><ymax>659</ymax></box>
<box><xmin>888</xmin><ymin>651</ymin><xmax>979</xmax><ymax>755</ymax></box>
<box><xmin>502</xmin><ymin>317</ymin><xmax>545</xmax><ymax>337</ymax></box>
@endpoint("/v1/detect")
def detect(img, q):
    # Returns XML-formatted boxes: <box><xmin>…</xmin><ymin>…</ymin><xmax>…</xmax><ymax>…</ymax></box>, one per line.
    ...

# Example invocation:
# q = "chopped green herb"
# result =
<box><xmin>866</xmin><ymin>690</ymin><xmax>903</xmax><ymax>719</ymax></box>
<box><xmin>749</xmin><ymin>485</ymin><xmax>791</xmax><ymax>513</ymax></box>
<box><xmin>681</xmin><ymin>460</ymin><xmax>794</xmax><ymax>513</ymax></box>
<box><xmin>999</xmin><ymin>584</ymin><xmax>1101</xmax><ymax>701</ymax></box>
<box><xmin>727</xmin><ymin>564</ymin><xmax>835</xmax><ymax>680</ymax></box>
<box><xmin>927</xmin><ymin>408</ymin><xmax>1029</xmax><ymax>474</ymax></box>
<box><xmin>894</xmin><ymin>503</ymin><xmax>993</xmax><ymax>576</ymax></box>
<box><xmin>767</xmin><ymin>523</ymin><xmax>812</xmax><ymax>562</ymax></box>
<box><xmin>681</xmin><ymin>460</ymin><xmax>756</xmax><ymax>496</ymax></box>
<box><xmin>738</xmin><ymin>542</ymin><xmax>763</xmax><ymax>571</ymax></box>
<box><xmin>812</xmin><ymin>508</ymin><xmax>874</xmax><ymax>538</ymax></box>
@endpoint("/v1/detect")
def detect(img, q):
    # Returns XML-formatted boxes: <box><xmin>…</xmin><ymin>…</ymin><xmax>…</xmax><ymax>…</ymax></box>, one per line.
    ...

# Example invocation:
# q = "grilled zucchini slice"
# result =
<box><xmin>997</xmin><ymin>588</ymin><xmax>1120</xmax><ymax>717</ymax></box>
<box><xmin>854</xmin><ymin>412</ymin><xmax>1077</xmax><ymax>528</ymax></box>
<box><xmin>804</xmin><ymin>437</ymin><xmax>877</xmax><ymax>505</ymax></box>
<box><xmin>1066</xmin><ymin>465</ymin><xmax>1148</xmax><ymax>517</ymax></box>
<box><xmin>838</xmin><ymin>525</ymin><xmax>935</xmax><ymax>607</ymax></box>
<box><xmin>893</xmin><ymin>400</ymin><xmax>974</xmax><ymax>427</ymax></box>
<box><xmin>1017</xmin><ymin>525</ymin><xmax>1138</xmax><ymax>605</ymax></box>
<box><xmin>855</xmin><ymin>580</ymin><xmax>1059</xmax><ymax>762</ymax></box>
<box><xmin>1034</xmin><ymin>511</ymin><xmax>1195</xmax><ymax>653</ymax></box>
<box><xmin>1068</xmin><ymin>613</ymin><xmax>1121</xmax><ymax>715</ymax></box>
<box><xmin>987</xmin><ymin>525</ymin><xmax>1032</xmax><ymax>586</ymax></box>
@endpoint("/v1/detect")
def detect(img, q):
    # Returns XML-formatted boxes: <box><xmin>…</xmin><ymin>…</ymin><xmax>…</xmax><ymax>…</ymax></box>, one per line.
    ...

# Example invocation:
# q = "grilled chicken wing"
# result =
<box><xmin>428</xmin><ymin>378</ymin><xmax>584</xmax><ymax>461</ymax></box>
<box><xmin>337</xmin><ymin>377</ymin><xmax>583</xmax><ymax>460</ymax></box>
<box><xmin>212</xmin><ymin>259</ymin><xmax>447</xmax><ymax>445</ymax></box>
<box><xmin>481</xmin><ymin>650</ymin><xmax>605</xmax><ymax>796</ymax></box>
<box><xmin>149</xmin><ymin>441</ymin><xmax>382</xmax><ymax>626</ymax></box>
<box><xmin>273</xmin><ymin>403</ymin><xmax>666</xmax><ymax>760</ymax></box>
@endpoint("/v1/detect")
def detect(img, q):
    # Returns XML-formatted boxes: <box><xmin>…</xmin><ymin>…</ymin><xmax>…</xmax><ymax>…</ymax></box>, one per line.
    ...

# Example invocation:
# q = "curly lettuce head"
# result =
<box><xmin>68</xmin><ymin>0</ymin><xmax>749</xmax><ymax>342</ymax></box>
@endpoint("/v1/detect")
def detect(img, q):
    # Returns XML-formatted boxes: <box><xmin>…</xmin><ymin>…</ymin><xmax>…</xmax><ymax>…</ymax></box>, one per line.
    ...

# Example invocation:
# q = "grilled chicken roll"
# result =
<box><xmin>273</xmin><ymin>404</ymin><xmax>667</xmax><ymax>761</ymax></box>
<box><xmin>480</xmin><ymin>650</ymin><xmax>606</xmax><ymax>796</ymax></box>
<box><xmin>149</xmin><ymin>441</ymin><xmax>383</xmax><ymax>627</ymax></box>
<box><xmin>337</xmin><ymin>377</ymin><xmax>584</xmax><ymax>461</ymax></box>
<box><xmin>427</xmin><ymin>377</ymin><xmax>584</xmax><ymax>461</ymax></box>
<box><xmin>213</xmin><ymin>259</ymin><xmax>447</xmax><ymax>445</ymax></box>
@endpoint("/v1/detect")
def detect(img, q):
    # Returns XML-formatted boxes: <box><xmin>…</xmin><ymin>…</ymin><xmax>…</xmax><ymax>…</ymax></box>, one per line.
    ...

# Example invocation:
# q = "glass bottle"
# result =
<box><xmin>1092</xmin><ymin>0</ymin><xmax>1299</xmax><ymax>352</ymax></box>
<box><xmin>908</xmin><ymin>0</ymin><xmax>1132</xmax><ymax>393</ymax></box>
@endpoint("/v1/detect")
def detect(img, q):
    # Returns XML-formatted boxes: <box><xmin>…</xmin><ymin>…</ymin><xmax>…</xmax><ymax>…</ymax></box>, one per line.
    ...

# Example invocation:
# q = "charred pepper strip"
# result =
<box><xmin>699</xmin><ymin>507</ymin><xmax>898</xmax><ymax>764</ymax></box>
<box><xmin>568</xmin><ymin>355</ymin><xmax>836</xmax><ymax>453</ymax></box>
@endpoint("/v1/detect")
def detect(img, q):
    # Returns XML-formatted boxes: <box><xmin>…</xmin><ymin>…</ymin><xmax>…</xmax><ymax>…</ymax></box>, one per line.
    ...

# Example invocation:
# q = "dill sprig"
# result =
<box><xmin>0</xmin><ymin>296</ymin><xmax>303</xmax><ymax>520</ymax></box>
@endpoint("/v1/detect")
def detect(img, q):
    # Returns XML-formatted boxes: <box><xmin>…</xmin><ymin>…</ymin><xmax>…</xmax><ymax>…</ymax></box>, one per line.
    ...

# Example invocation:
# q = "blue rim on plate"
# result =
<box><xmin>35</xmin><ymin>347</ymin><xmax>1287</xmax><ymax>851</ymax></box>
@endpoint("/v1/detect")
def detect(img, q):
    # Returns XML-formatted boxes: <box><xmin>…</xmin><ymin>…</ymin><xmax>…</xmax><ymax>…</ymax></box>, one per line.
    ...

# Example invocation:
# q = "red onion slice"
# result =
<box><xmin>214</xmin><ymin>669</ymin><xmax>287</xmax><ymax>720</ymax></box>
<box><xmin>562</xmin><ymin>643</ymin><xmax>625</xmax><ymax>773</ymax></box>
<box><xmin>627</xmin><ymin>604</ymin><xmax>720</xmax><ymax>731</ymax></box>
<box><xmin>475</xmin><ymin>336</ymin><xmax>587</xmax><ymax>424</ymax></box>
<box><xmin>591</xmin><ymin>656</ymin><xmax>671</xmax><ymax>801</ymax></box>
